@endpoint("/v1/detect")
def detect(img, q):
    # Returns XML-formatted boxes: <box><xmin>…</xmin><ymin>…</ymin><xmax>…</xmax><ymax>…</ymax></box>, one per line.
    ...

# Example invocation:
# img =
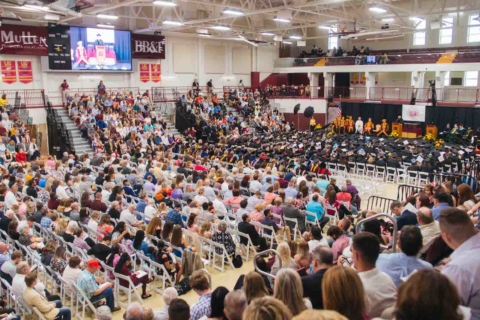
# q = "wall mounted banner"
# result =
<box><xmin>17</xmin><ymin>61</ymin><xmax>33</xmax><ymax>84</ymax></box>
<box><xmin>131</xmin><ymin>34</ymin><xmax>165</xmax><ymax>59</ymax></box>
<box><xmin>151</xmin><ymin>64</ymin><xmax>161</xmax><ymax>82</ymax></box>
<box><xmin>360</xmin><ymin>73</ymin><xmax>366</xmax><ymax>84</ymax></box>
<box><xmin>140</xmin><ymin>63</ymin><xmax>150</xmax><ymax>83</ymax></box>
<box><xmin>0</xmin><ymin>25</ymin><xmax>48</xmax><ymax>56</ymax></box>
<box><xmin>402</xmin><ymin>104</ymin><xmax>426</xmax><ymax>122</ymax></box>
<box><xmin>1</xmin><ymin>60</ymin><xmax>17</xmax><ymax>84</ymax></box>
<box><xmin>350</xmin><ymin>73</ymin><xmax>358</xmax><ymax>84</ymax></box>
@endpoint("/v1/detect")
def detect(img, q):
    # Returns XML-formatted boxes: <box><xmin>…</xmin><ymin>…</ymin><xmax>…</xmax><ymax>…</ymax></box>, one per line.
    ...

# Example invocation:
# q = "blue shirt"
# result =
<box><xmin>135</xmin><ymin>201</ymin><xmax>147</xmax><ymax>213</ymax></box>
<box><xmin>38</xmin><ymin>178</ymin><xmax>47</xmax><ymax>188</ymax></box>
<box><xmin>306</xmin><ymin>200</ymin><xmax>324</xmax><ymax>221</ymax></box>
<box><xmin>285</xmin><ymin>172</ymin><xmax>295</xmax><ymax>181</ymax></box>
<box><xmin>40</xmin><ymin>216</ymin><xmax>52</xmax><ymax>229</ymax></box>
<box><xmin>432</xmin><ymin>202</ymin><xmax>450</xmax><ymax>220</ymax></box>
<box><xmin>377</xmin><ymin>252</ymin><xmax>433</xmax><ymax>287</ymax></box>
<box><xmin>77</xmin><ymin>270</ymin><xmax>99</xmax><ymax>299</ymax></box>
<box><xmin>316</xmin><ymin>179</ymin><xmax>329</xmax><ymax>192</ymax></box>
<box><xmin>284</xmin><ymin>187</ymin><xmax>298</xmax><ymax>200</ymax></box>
<box><xmin>0</xmin><ymin>252</ymin><xmax>10</xmax><ymax>269</ymax></box>
<box><xmin>165</xmin><ymin>209</ymin><xmax>185</xmax><ymax>228</ymax></box>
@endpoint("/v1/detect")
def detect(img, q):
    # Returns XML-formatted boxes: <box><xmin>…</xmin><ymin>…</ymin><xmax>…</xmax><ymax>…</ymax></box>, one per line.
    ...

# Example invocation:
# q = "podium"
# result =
<box><xmin>96</xmin><ymin>46</ymin><xmax>106</xmax><ymax>66</ymax></box>
<box><xmin>392</xmin><ymin>122</ymin><xmax>403</xmax><ymax>136</ymax></box>
<box><xmin>426</xmin><ymin>125</ymin><xmax>438</xmax><ymax>139</ymax></box>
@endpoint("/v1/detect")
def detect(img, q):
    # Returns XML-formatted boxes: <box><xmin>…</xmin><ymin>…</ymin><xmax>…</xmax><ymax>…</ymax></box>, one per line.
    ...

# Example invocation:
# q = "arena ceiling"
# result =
<box><xmin>1</xmin><ymin>0</ymin><xmax>479</xmax><ymax>40</ymax></box>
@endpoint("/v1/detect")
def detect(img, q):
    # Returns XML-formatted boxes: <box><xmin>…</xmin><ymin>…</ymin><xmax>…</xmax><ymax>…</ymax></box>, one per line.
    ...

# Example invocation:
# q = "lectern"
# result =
<box><xmin>96</xmin><ymin>46</ymin><xmax>106</xmax><ymax>66</ymax></box>
<box><xmin>392</xmin><ymin>122</ymin><xmax>403</xmax><ymax>136</ymax></box>
<box><xmin>426</xmin><ymin>125</ymin><xmax>438</xmax><ymax>139</ymax></box>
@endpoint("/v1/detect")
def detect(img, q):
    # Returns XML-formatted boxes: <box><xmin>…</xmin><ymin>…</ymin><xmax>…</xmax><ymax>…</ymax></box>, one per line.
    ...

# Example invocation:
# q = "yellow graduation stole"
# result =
<box><xmin>311</xmin><ymin>164</ymin><xmax>318</xmax><ymax>172</ymax></box>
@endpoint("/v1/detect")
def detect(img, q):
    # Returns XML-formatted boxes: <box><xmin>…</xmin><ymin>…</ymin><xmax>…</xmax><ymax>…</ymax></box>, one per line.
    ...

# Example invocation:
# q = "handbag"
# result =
<box><xmin>174</xmin><ymin>277</ymin><xmax>191</xmax><ymax>295</ymax></box>
<box><xmin>233</xmin><ymin>255</ymin><xmax>243</xmax><ymax>268</ymax></box>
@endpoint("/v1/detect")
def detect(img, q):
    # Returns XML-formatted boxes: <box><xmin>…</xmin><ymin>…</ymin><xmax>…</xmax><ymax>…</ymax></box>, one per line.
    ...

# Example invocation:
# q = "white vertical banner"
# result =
<box><xmin>402</xmin><ymin>104</ymin><xmax>426</xmax><ymax>122</ymax></box>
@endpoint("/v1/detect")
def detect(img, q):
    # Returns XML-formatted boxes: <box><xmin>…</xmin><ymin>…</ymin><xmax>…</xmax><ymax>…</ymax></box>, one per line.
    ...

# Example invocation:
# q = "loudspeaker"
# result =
<box><xmin>328</xmin><ymin>95</ymin><xmax>333</xmax><ymax>103</ymax></box>
<box><xmin>410</xmin><ymin>96</ymin><xmax>416</xmax><ymax>105</ymax></box>
<box><xmin>294</xmin><ymin>104</ymin><xmax>300</xmax><ymax>114</ymax></box>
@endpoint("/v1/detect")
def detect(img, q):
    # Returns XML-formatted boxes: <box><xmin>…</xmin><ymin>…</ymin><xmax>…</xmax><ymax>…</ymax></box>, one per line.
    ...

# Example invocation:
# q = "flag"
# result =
<box><xmin>337</xmin><ymin>101</ymin><xmax>342</xmax><ymax>117</ymax></box>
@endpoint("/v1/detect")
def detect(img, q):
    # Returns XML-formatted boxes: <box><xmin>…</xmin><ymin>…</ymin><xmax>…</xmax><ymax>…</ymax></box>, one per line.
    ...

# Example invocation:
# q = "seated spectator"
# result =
<box><xmin>322</xmin><ymin>266</ymin><xmax>366</xmax><ymax>320</ymax></box>
<box><xmin>351</xmin><ymin>232</ymin><xmax>396</xmax><ymax>318</ymax></box>
<box><xmin>87</xmin><ymin>235</ymin><xmax>112</xmax><ymax>262</ymax></box>
<box><xmin>190</xmin><ymin>271</ymin><xmax>213</xmax><ymax>320</ymax></box>
<box><xmin>390</xmin><ymin>200</ymin><xmax>417</xmax><ymax>230</ymax></box>
<box><xmin>301</xmin><ymin>246</ymin><xmax>333</xmax><ymax>310</ymax></box>
<box><xmin>168</xmin><ymin>299</ymin><xmax>190</xmax><ymax>320</ymax></box>
<box><xmin>115</xmin><ymin>252</ymin><xmax>152</xmax><ymax>299</ymax></box>
<box><xmin>73</xmin><ymin>227</ymin><xmax>91</xmax><ymax>251</ymax></box>
<box><xmin>76</xmin><ymin>259</ymin><xmax>120</xmax><ymax>312</ymax></box>
<box><xmin>62</xmin><ymin>256</ymin><xmax>82</xmax><ymax>296</ymax></box>
<box><xmin>261</xmin><ymin>210</ymin><xmax>291</xmax><ymax>242</ymax></box>
<box><xmin>154</xmin><ymin>287</ymin><xmax>178</xmax><ymax>320</ymax></box>
<box><xmin>212</xmin><ymin>221</ymin><xmax>235</xmax><ymax>257</ymax></box>
<box><xmin>307</xmin><ymin>226</ymin><xmax>329</xmax><ymax>252</ymax></box>
<box><xmin>224</xmin><ymin>290</ymin><xmax>247</xmax><ymax>320</ymax></box>
<box><xmin>238</xmin><ymin>214</ymin><xmax>268</xmax><ymax>251</ymax></box>
<box><xmin>306</xmin><ymin>195</ymin><xmax>329</xmax><ymax>230</ymax></box>
<box><xmin>274</xmin><ymin>268</ymin><xmax>311</xmax><ymax>315</ymax></box>
<box><xmin>0</xmin><ymin>250</ymin><xmax>22</xmax><ymax>284</ymax></box>
<box><xmin>243</xmin><ymin>296</ymin><xmax>292</xmax><ymax>320</ymax></box>
<box><xmin>207</xmin><ymin>286</ymin><xmax>230</xmax><ymax>320</ymax></box>
<box><xmin>242</xmin><ymin>271</ymin><xmax>270</xmax><ymax>303</ymax></box>
<box><xmin>23</xmin><ymin>272</ymin><xmax>71</xmax><ymax>320</ymax></box>
<box><xmin>271</xmin><ymin>242</ymin><xmax>297</xmax><ymax>279</ymax></box>
<box><xmin>377</xmin><ymin>225</ymin><xmax>433</xmax><ymax>287</ymax></box>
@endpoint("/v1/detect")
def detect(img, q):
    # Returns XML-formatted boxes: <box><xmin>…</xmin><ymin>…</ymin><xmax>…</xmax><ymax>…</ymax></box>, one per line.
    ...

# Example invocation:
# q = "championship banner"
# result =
<box><xmin>350</xmin><ymin>73</ymin><xmax>359</xmax><ymax>84</ymax></box>
<box><xmin>1</xmin><ymin>61</ymin><xmax>17</xmax><ymax>84</ymax></box>
<box><xmin>360</xmin><ymin>73</ymin><xmax>366</xmax><ymax>84</ymax></box>
<box><xmin>140</xmin><ymin>63</ymin><xmax>150</xmax><ymax>83</ymax></box>
<box><xmin>17</xmin><ymin>61</ymin><xmax>33</xmax><ymax>84</ymax></box>
<box><xmin>151</xmin><ymin>64</ymin><xmax>161</xmax><ymax>82</ymax></box>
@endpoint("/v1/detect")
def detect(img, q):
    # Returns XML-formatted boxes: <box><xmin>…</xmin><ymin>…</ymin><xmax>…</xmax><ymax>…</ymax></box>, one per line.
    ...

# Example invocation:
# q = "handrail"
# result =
<box><xmin>254</xmin><ymin>249</ymin><xmax>280</xmax><ymax>280</ymax></box>
<box><xmin>356</xmin><ymin>213</ymin><xmax>398</xmax><ymax>253</ymax></box>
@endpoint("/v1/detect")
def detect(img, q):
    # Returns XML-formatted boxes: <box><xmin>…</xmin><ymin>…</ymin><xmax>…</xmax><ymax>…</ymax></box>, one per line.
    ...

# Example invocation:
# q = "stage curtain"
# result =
<box><xmin>114</xmin><ymin>32</ymin><xmax>132</xmax><ymax>63</ymax></box>
<box><xmin>340</xmin><ymin>102</ymin><xmax>402</xmax><ymax>126</ymax></box>
<box><xmin>425</xmin><ymin>106</ymin><xmax>480</xmax><ymax>132</ymax></box>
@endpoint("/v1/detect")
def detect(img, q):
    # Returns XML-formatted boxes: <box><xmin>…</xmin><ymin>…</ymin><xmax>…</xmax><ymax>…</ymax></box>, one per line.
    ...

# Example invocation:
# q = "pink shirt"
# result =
<box><xmin>332</xmin><ymin>235</ymin><xmax>351</xmax><ymax>262</ymax></box>
<box><xmin>224</xmin><ymin>196</ymin><xmax>243</xmax><ymax>206</ymax></box>
<box><xmin>264</xmin><ymin>192</ymin><xmax>278</xmax><ymax>202</ymax></box>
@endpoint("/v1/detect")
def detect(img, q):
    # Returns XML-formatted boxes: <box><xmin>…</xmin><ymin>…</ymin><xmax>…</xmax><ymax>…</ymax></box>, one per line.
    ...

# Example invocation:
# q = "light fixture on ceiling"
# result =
<box><xmin>163</xmin><ymin>20</ymin><xmax>183</xmax><ymax>26</ymax></box>
<box><xmin>448</xmin><ymin>12</ymin><xmax>464</xmax><ymax>16</ymax></box>
<box><xmin>44</xmin><ymin>13</ymin><xmax>60</xmax><ymax>21</ymax></box>
<box><xmin>261</xmin><ymin>32</ymin><xmax>275</xmax><ymax>36</ymax></box>
<box><xmin>223</xmin><ymin>8</ymin><xmax>244</xmax><ymax>16</ymax></box>
<box><xmin>153</xmin><ymin>0</ymin><xmax>177</xmax><ymax>6</ymax></box>
<box><xmin>212</xmin><ymin>25</ymin><xmax>231</xmax><ymax>31</ymax></box>
<box><xmin>318</xmin><ymin>25</ymin><xmax>335</xmax><ymax>30</ymax></box>
<box><xmin>199</xmin><ymin>34</ymin><xmax>211</xmax><ymax>37</ymax></box>
<box><xmin>381</xmin><ymin>18</ymin><xmax>394</xmax><ymax>22</ymax></box>
<box><xmin>97</xmin><ymin>14</ymin><xmax>118</xmax><ymax>20</ymax></box>
<box><xmin>289</xmin><ymin>35</ymin><xmax>302</xmax><ymax>39</ymax></box>
<box><xmin>409</xmin><ymin>16</ymin><xmax>424</xmax><ymax>21</ymax></box>
<box><xmin>273</xmin><ymin>17</ymin><xmax>291</xmax><ymax>23</ymax></box>
<box><xmin>283</xmin><ymin>41</ymin><xmax>292</xmax><ymax>44</ymax></box>
<box><xmin>97</xmin><ymin>23</ymin><xmax>115</xmax><ymax>28</ymax></box>
<box><xmin>369</xmin><ymin>6</ymin><xmax>387</xmax><ymax>13</ymax></box>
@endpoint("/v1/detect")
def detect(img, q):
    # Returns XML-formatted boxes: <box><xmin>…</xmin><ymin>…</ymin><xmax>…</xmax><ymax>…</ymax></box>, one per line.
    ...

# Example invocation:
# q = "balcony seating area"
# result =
<box><xmin>325</xmin><ymin>57</ymin><xmax>355</xmax><ymax>66</ymax></box>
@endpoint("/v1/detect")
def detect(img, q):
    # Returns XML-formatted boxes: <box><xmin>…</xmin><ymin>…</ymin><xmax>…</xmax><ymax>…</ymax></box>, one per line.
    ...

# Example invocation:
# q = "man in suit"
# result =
<box><xmin>238</xmin><ymin>214</ymin><xmax>268</xmax><ymax>251</ymax></box>
<box><xmin>10</xmin><ymin>131</ymin><xmax>21</xmax><ymax>145</ymax></box>
<box><xmin>390</xmin><ymin>201</ymin><xmax>418</xmax><ymax>231</ymax></box>
<box><xmin>301</xmin><ymin>246</ymin><xmax>333</xmax><ymax>309</ymax></box>
<box><xmin>283</xmin><ymin>197</ymin><xmax>307</xmax><ymax>233</ymax></box>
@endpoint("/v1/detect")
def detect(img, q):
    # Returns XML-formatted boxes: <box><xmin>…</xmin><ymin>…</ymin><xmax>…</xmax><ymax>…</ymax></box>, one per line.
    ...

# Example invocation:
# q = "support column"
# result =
<box><xmin>324</xmin><ymin>72</ymin><xmax>334</xmax><ymax>98</ymax></box>
<box><xmin>435</xmin><ymin>71</ymin><xmax>446</xmax><ymax>101</ymax></box>
<box><xmin>411</xmin><ymin>71</ymin><xmax>426</xmax><ymax>88</ymax></box>
<box><xmin>366</xmin><ymin>72</ymin><xmax>377</xmax><ymax>100</ymax></box>
<box><xmin>309</xmin><ymin>72</ymin><xmax>319</xmax><ymax>98</ymax></box>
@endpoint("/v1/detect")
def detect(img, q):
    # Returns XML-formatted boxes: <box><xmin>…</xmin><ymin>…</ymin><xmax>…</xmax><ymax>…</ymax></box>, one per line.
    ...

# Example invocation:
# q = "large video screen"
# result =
<box><xmin>70</xmin><ymin>27</ymin><xmax>132</xmax><ymax>71</ymax></box>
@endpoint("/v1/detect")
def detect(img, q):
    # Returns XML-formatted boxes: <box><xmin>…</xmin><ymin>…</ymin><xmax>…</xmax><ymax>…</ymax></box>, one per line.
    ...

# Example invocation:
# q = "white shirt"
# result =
<box><xmin>5</xmin><ymin>191</ymin><xmax>18</xmax><ymax>209</ymax></box>
<box><xmin>221</xmin><ymin>182</ymin><xmax>229</xmax><ymax>192</ymax></box>
<box><xmin>355</xmin><ymin>120</ymin><xmax>364</xmax><ymax>130</ymax></box>
<box><xmin>12</xmin><ymin>274</ymin><xmax>26</xmax><ymax>298</ymax></box>
<box><xmin>87</xmin><ymin>219</ymin><xmax>98</xmax><ymax>232</ymax></box>
<box><xmin>212</xmin><ymin>199</ymin><xmax>228</xmax><ymax>216</ymax></box>
<box><xmin>63</xmin><ymin>266</ymin><xmax>82</xmax><ymax>295</ymax></box>
<box><xmin>153</xmin><ymin>306</ymin><xmax>169</xmax><ymax>320</ymax></box>
<box><xmin>120</xmin><ymin>210</ymin><xmax>137</xmax><ymax>226</ymax></box>
<box><xmin>203</xmin><ymin>186</ymin><xmax>216</xmax><ymax>202</ymax></box>
<box><xmin>249</xmin><ymin>180</ymin><xmax>263</xmax><ymax>193</ymax></box>
<box><xmin>308</xmin><ymin>238</ymin><xmax>329</xmax><ymax>252</ymax></box>
<box><xmin>1</xmin><ymin>260</ymin><xmax>16</xmax><ymax>278</ymax></box>
<box><xmin>194</xmin><ymin>195</ymin><xmax>209</xmax><ymax>205</ymax></box>
<box><xmin>56</xmin><ymin>185</ymin><xmax>69</xmax><ymax>200</ymax></box>
<box><xmin>101</xmin><ymin>190</ymin><xmax>111</xmax><ymax>203</ymax></box>
<box><xmin>358</xmin><ymin>267</ymin><xmax>397</xmax><ymax>318</ymax></box>
<box><xmin>144</xmin><ymin>206</ymin><xmax>157</xmax><ymax>222</ymax></box>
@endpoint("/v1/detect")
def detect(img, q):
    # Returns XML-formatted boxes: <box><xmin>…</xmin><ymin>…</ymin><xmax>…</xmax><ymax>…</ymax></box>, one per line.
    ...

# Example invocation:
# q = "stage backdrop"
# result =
<box><xmin>341</xmin><ymin>102</ymin><xmax>480</xmax><ymax>133</ymax></box>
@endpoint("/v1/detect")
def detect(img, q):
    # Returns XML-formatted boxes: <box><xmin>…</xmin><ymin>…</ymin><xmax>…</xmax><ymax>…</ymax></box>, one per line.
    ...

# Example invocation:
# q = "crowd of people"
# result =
<box><xmin>0</xmin><ymin>78</ymin><xmax>478</xmax><ymax>320</ymax></box>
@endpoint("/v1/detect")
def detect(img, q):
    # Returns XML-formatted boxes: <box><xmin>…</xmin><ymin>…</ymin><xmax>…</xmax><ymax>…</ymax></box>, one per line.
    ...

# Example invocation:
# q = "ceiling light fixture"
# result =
<box><xmin>97</xmin><ymin>14</ymin><xmax>118</xmax><ymax>20</ymax></box>
<box><xmin>223</xmin><ymin>8</ymin><xmax>244</xmax><ymax>16</ymax></box>
<box><xmin>283</xmin><ymin>41</ymin><xmax>292</xmax><ymax>44</ymax></box>
<box><xmin>163</xmin><ymin>20</ymin><xmax>183</xmax><ymax>26</ymax></box>
<box><xmin>289</xmin><ymin>35</ymin><xmax>302</xmax><ymax>39</ymax></box>
<box><xmin>448</xmin><ymin>12</ymin><xmax>464</xmax><ymax>16</ymax></box>
<box><xmin>212</xmin><ymin>25</ymin><xmax>231</xmax><ymax>31</ymax></box>
<box><xmin>381</xmin><ymin>18</ymin><xmax>394</xmax><ymax>22</ymax></box>
<box><xmin>97</xmin><ymin>23</ymin><xmax>115</xmax><ymax>28</ymax></box>
<box><xmin>261</xmin><ymin>32</ymin><xmax>275</xmax><ymax>36</ymax></box>
<box><xmin>153</xmin><ymin>0</ymin><xmax>177</xmax><ymax>6</ymax></box>
<box><xmin>318</xmin><ymin>25</ymin><xmax>334</xmax><ymax>30</ymax></box>
<box><xmin>273</xmin><ymin>17</ymin><xmax>290</xmax><ymax>23</ymax></box>
<box><xmin>369</xmin><ymin>6</ymin><xmax>387</xmax><ymax>13</ymax></box>
<box><xmin>409</xmin><ymin>16</ymin><xmax>424</xmax><ymax>21</ymax></box>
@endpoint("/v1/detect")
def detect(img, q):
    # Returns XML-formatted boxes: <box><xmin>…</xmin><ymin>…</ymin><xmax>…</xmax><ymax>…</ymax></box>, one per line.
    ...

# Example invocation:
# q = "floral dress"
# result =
<box><xmin>212</xmin><ymin>231</ymin><xmax>235</xmax><ymax>256</ymax></box>
<box><xmin>51</xmin><ymin>257</ymin><xmax>68</xmax><ymax>283</ymax></box>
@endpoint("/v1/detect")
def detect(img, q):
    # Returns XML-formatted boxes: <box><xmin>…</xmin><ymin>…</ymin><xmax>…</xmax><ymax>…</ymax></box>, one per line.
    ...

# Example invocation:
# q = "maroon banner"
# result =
<box><xmin>131</xmin><ymin>34</ymin><xmax>165</xmax><ymax>59</ymax></box>
<box><xmin>0</xmin><ymin>25</ymin><xmax>48</xmax><ymax>56</ymax></box>
<box><xmin>1</xmin><ymin>61</ymin><xmax>17</xmax><ymax>84</ymax></box>
<box><xmin>17</xmin><ymin>61</ymin><xmax>33</xmax><ymax>84</ymax></box>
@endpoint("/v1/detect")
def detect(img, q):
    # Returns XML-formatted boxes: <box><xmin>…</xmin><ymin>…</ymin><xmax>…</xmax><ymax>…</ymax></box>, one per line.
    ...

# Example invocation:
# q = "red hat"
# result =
<box><xmin>87</xmin><ymin>259</ymin><xmax>101</xmax><ymax>269</ymax></box>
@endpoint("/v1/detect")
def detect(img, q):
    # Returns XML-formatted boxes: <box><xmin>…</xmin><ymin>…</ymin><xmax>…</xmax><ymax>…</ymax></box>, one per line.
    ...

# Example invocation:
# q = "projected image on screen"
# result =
<box><xmin>70</xmin><ymin>27</ymin><xmax>132</xmax><ymax>71</ymax></box>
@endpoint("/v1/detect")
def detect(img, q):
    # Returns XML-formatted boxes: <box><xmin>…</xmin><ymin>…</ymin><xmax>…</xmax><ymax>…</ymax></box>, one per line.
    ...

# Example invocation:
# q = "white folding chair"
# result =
<box><xmin>375</xmin><ymin>166</ymin><xmax>386</xmax><ymax>181</ymax></box>
<box><xmin>396</xmin><ymin>168</ymin><xmax>407</xmax><ymax>184</ymax></box>
<box><xmin>72</xmin><ymin>283</ymin><xmax>98</xmax><ymax>320</ymax></box>
<box><xmin>208</xmin><ymin>239</ymin><xmax>235</xmax><ymax>273</ymax></box>
<box><xmin>113</xmin><ymin>272</ymin><xmax>145</xmax><ymax>307</ymax></box>
<box><xmin>366</xmin><ymin>164</ymin><xmax>376</xmax><ymax>177</ymax></box>
<box><xmin>406</xmin><ymin>171</ymin><xmax>418</xmax><ymax>185</ymax></box>
<box><xmin>324</xmin><ymin>203</ymin><xmax>339</xmax><ymax>225</ymax></box>
<box><xmin>386</xmin><ymin>167</ymin><xmax>397</xmax><ymax>183</ymax></box>
<box><xmin>305</xmin><ymin>211</ymin><xmax>320</xmax><ymax>230</ymax></box>
<box><xmin>356</xmin><ymin>163</ymin><xmax>366</xmax><ymax>177</ymax></box>
<box><xmin>418</xmin><ymin>171</ymin><xmax>430</xmax><ymax>186</ymax></box>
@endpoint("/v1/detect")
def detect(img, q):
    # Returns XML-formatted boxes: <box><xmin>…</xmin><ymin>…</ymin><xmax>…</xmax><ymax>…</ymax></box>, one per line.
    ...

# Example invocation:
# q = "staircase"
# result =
<box><xmin>437</xmin><ymin>53</ymin><xmax>457</xmax><ymax>64</ymax></box>
<box><xmin>314</xmin><ymin>57</ymin><xmax>328</xmax><ymax>66</ymax></box>
<box><xmin>55</xmin><ymin>108</ymin><xmax>95</xmax><ymax>157</ymax></box>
